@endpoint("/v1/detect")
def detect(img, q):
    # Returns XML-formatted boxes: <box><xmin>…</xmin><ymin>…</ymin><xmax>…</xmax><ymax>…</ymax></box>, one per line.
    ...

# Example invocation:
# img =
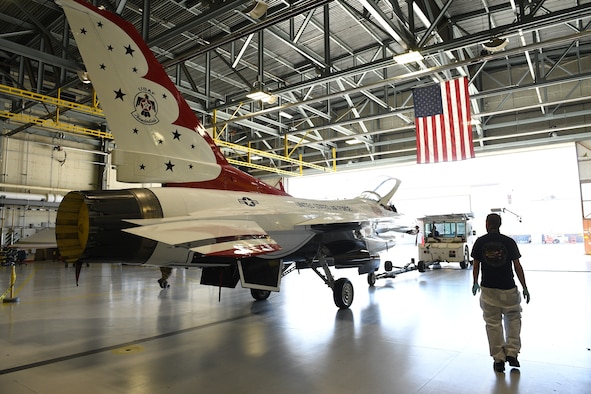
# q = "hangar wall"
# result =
<box><xmin>1</xmin><ymin>135</ymin><xmax>99</xmax><ymax>191</ymax></box>
<box><xmin>0</xmin><ymin>133</ymin><xmax>101</xmax><ymax>245</ymax></box>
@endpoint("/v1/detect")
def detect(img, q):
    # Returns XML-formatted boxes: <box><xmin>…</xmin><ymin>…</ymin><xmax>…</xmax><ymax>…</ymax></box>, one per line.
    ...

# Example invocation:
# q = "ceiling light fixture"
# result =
<box><xmin>482</xmin><ymin>37</ymin><xmax>509</xmax><ymax>52</ymax></box>
<box><xmin>244</xmin><ymin>1</ymin><xmax>268</xmax><ymax>19</ymax></box>
<box><xmin>279</xmin><ymin>111</ymin><xmax>293</xmax><ymax>119</ymax></box>
<box><xmin>246</xmin><ymin>90</ymin><xmax>273</xmax><ymax>102</ymax></box>
<box><xmin>77</xmin><ymin>70</ymin><xmax>91</xmax><ymax>84</ymax></box>
<box><xmin>393</xmin><ymin>50</ymin><xmax>424</xmax><ymax>65</ymax></box>
<box><xmin>345</xmin><ymin>138</ymin><xmax>364</xmax><ymax>145</ymax></box>
<box><xmin>247</xmin><ymin>79</ymin><xmax>276</xmax><ymax>104</ymax></box>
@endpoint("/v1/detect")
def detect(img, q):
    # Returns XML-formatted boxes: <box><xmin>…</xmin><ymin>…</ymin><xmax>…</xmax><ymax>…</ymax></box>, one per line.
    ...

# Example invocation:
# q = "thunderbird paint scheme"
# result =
<box><xmin>55</xmin><ymin>0</ymin><xmax>413</xmax><ymax>308</ymax></box>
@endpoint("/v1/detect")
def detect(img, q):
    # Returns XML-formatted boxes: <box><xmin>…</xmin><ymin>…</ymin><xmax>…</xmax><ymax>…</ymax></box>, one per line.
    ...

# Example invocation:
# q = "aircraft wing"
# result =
<box><xmin>124</xmin><ymin>218</ymin><xmax>280</xmax><ymax>257</ymax></box>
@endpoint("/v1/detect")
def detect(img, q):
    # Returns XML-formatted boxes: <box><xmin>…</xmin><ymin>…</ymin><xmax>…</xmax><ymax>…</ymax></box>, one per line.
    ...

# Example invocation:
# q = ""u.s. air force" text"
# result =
<box><xmin>295</xmin><ymin>202</ymin><xmax>352</xmax><ymax>212</ymax></box>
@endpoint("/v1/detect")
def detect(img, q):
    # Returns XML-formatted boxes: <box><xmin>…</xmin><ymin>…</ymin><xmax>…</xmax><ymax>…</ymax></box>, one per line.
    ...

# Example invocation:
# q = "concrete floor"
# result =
<box><xmin>0</xmin><ymin>243</ymin><xmax>590</xmax><ymax>394</ymax></box>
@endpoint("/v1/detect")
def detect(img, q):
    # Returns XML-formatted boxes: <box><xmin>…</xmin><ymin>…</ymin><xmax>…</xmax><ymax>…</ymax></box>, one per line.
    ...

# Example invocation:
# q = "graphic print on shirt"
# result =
<box><xmin>482</xmin><ymin>241</ymin><xmax>508</xmax><ymax>267</ymax></box>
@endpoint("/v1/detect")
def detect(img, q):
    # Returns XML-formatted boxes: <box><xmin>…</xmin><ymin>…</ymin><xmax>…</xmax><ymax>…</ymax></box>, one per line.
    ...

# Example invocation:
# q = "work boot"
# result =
<box><xmin>493</xmin><ymin>360</ymin><xmax>505</xmax><ymax>372</ymax></box>
<box><xmin>506</xmin><ymin>356</ymin><xmax>520</xmax><ymax>367</ymax></box>
<box><xmin>157</xmin><ymin>279</ymin><xmax>169</xmax><ymax>288</ymax></box>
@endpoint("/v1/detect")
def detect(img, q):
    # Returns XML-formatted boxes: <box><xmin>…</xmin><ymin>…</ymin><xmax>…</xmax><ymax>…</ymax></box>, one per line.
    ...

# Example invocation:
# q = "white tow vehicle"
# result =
<box><xmin>417</xmin><ymin>213</ymin><xmax>475</xmax><ymax>270</ymax></box>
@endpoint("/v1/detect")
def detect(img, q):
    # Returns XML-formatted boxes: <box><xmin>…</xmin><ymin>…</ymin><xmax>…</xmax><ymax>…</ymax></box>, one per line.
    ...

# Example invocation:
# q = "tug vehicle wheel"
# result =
<box><xmin>418</xmin><ymin>261</ymin><xmax>426</xmax><ymax>272</ymax></box>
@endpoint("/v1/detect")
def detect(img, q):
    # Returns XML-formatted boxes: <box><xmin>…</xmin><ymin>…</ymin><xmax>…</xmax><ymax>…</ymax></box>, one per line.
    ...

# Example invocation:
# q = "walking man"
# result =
<box><xmin>471</xmin><ymin>213</ymin><xmax>530</xmax><ymax>372</ymax></box>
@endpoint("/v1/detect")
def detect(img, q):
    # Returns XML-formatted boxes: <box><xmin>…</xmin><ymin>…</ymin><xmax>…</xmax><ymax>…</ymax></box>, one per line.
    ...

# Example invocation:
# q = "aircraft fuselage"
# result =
<box><xmin>56</xmin><ymin>187</ymin><xmax>398</xmax><ymax>268</ymax></box>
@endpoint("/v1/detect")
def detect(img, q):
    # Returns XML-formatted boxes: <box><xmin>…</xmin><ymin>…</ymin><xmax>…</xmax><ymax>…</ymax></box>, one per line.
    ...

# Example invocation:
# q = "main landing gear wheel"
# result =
<box><xmin>333</xmin><ymin>278</ymin><xmax>354</xmax><ymax>309</ymax></box>
<box><xmin>250</xmin><ymin>288</ymin><xmax>271</xmax><ymax>301</ymax></box>
<box><xmin>460</xmin><ymin>245</ymin><xmax>470</xmax><ymax>269</ymax></box>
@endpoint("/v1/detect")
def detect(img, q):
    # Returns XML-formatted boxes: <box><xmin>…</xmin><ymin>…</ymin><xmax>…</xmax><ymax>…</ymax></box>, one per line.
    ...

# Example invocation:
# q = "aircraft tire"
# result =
<box><xmin>333</xmin><ymin>278</ymin><xmax>354</xmax><ymax>309</ymax></box>
<box><xmin>250</xmin><ymin>288</ymin><xmax>271</xmax><ymax>301</ymax></box>
<box><xmin>418</xmin><ymin>261</ymin><xmax>426</xmax><ymax>272</ymax></box>
<box><xmin>460</xmin><ymin>246</ymin><xmax>470</xmax><ymax>269</ymax></box>
<box><xmin>367</xmin><ymin>272</ymin><xmax>376</xmax><ymax>287</ymax></box>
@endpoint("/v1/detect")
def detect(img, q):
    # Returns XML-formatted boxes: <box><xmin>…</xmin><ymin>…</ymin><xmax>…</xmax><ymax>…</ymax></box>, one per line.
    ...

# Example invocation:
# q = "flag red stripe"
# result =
<box><xmin>441</xmin><ymin>80</ymin><xmax>456</xmax><ymax>161</ymax></box>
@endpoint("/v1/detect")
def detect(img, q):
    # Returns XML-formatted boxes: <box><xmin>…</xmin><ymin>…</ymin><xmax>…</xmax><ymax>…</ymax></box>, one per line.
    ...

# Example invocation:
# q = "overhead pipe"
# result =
<box><xmin>0</xmin><ymin>183</ymin><xmax>71</xmax><ymax>195</ymax></box>
<box><xmin>0</xmin><ymin>191</ymin><xmax>64</xmax><ymax>203</ymax></box>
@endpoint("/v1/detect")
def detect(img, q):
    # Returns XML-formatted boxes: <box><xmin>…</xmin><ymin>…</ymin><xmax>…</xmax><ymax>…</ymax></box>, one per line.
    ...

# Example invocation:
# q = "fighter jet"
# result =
<box><xmin>55</xmin><ymin>0</ymin><xmax>413</xmax><ymax>308</ymax></box>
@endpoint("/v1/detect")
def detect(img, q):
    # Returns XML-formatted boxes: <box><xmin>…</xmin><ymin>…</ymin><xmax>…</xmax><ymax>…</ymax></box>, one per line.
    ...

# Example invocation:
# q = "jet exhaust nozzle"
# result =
<box><xmin>56</xmin><ymin>188</ymin><xmax>163</xmax><ymax>264</ymax></box>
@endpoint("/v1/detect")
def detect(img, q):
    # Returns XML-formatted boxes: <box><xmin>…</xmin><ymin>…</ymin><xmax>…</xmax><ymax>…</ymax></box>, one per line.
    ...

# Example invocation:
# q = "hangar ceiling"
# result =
<box><xmin>1</xmin><ymin>0</ymin><xmax>591</xmax><ymax>177</ymax></box>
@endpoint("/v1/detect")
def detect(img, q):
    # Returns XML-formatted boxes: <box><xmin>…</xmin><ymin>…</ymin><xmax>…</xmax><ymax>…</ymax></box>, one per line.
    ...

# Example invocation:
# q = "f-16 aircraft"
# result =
<box><xmin>55</xmin><ymin>0</ymin><xmax>413</xmax><ymax>308</ymax></box>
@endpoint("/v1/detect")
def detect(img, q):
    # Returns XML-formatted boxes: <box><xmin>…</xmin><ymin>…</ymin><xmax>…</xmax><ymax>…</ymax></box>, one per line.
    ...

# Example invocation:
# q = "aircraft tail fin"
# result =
<box><xmin>59</xmin><ymin>0</ymin><xmax>240</xmax><ymax>186</ymax></box>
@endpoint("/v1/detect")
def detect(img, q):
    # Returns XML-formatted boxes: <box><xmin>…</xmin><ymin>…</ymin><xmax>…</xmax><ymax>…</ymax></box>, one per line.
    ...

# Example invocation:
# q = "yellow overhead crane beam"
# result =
<box><xmin>1</xmin><ymin>84</ymin><xmax>335</xmax><ymax>176</ymax></box>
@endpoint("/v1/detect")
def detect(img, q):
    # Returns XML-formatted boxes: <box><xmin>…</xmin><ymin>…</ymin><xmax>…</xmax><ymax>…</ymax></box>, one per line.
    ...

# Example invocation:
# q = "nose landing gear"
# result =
<box><xmin>310</xmin><ymin>248</ymin><xmax>355</xmax><ymax>309</ymax></box>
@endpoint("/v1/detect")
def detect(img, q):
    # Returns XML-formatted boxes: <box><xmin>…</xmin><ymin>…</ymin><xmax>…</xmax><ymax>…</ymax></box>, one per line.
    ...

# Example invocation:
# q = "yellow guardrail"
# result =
<box><xmin>0</xmin><ymin>111</ymin><xmax>113</xmax><ymax>139</ymax></box>
<box><xmin>0</xmin><ymin>84</ymin><xmax>103</xmax><ymax>117</ymax></box>
<box><xmin>215</xmin><ymin>139</ymin><xmax>334</xmax><ymax>174</ymax></box>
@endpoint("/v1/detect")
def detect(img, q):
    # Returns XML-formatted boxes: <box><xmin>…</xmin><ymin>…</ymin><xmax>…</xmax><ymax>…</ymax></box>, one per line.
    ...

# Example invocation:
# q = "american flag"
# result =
<box><xmin>413</xmin><ymin>77</ymin><xmax>474</xmax><ymax>164</ymax></box>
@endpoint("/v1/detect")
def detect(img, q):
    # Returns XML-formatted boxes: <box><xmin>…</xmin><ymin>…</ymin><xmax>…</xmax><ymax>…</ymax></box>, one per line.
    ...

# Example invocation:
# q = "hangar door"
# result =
<box><xmin>577</xmin><ymin>142</ymin><xmax>591</xmax><ymax>254</ymax></box>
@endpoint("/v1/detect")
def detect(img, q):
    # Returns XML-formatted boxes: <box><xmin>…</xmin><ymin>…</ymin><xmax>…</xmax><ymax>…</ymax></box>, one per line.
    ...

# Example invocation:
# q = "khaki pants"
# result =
<box><xmin>480</xmin><ymin>286</ymin><xmax>522</xmax><ymax>362</ymax></box>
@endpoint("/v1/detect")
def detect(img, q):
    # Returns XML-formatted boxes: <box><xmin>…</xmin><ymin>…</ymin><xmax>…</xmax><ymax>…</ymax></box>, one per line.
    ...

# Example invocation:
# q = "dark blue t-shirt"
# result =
<box><xmin>471</xmin><ymin>232</ymin><xmax>521</xmax><ymax>289</ymax></box>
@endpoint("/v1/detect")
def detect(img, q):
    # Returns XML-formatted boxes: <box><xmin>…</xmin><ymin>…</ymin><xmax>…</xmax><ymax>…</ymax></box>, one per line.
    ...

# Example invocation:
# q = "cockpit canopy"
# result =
<box><xmin>359</xmin><ymin>177</ymin><xmax>401</xmax><ymax>211</ymax></box>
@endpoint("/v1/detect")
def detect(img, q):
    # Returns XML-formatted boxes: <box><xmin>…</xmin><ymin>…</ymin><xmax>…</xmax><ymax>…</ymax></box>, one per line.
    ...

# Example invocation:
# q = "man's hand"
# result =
<box><xmin>523</xmin><ymin>288</ymin><xmax>530</xmax><ymax>304</ymax></box>
<box><xmin>472</xmin><ymin>283</ymin><xmax>480</xmax><ymax>295</ymax></box>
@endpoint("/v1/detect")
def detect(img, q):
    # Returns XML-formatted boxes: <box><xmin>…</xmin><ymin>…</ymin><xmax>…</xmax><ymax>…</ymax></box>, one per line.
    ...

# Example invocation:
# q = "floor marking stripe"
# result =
<box><xmin>0</xmin><ymin>312</ymin><xmax>254</xmax><ymax>375</ymax></box>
